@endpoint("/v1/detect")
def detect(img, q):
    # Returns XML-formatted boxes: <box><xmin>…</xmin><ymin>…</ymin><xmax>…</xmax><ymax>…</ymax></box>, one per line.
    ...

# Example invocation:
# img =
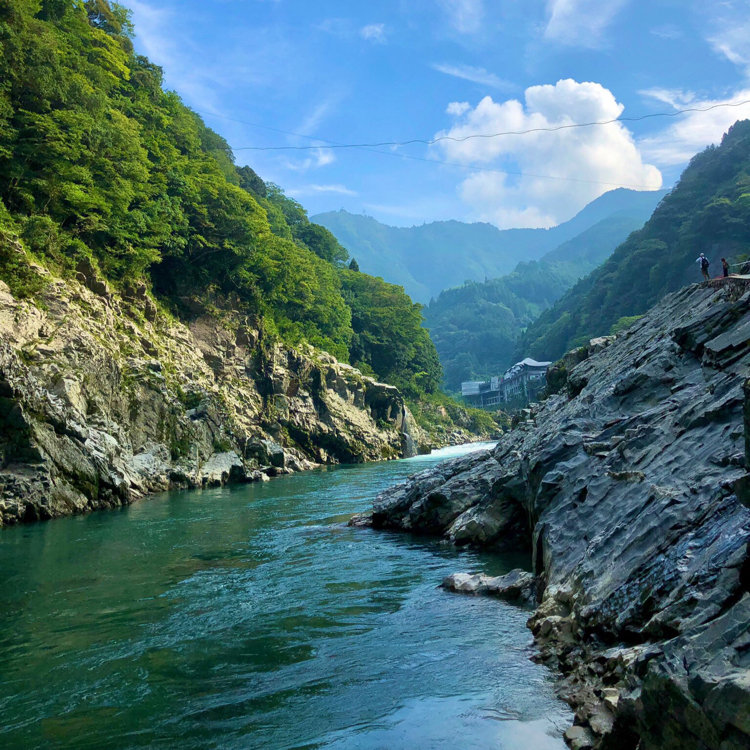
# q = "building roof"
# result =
<box><xmin>519</xmin><ymin>358</ymin><xmax>551</xmax><ymax>367</ymax></box>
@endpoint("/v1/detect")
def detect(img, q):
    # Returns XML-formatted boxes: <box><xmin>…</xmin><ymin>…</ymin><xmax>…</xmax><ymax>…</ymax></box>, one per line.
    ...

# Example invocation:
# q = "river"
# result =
<box><xmin>0</xmin><ymin>443</ymin><xmax>571</xmax><ymax>749</ymax></box>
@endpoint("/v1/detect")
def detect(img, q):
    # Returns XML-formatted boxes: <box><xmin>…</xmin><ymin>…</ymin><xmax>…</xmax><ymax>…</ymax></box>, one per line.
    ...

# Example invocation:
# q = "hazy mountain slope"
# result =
<box><xmin>520</xmin><ymin>120</ymin><xmax>750</xmax><ymax>363</ymax></box>
<box><xmin>424</xmin><ymin>209</ymin><xmax>663</xmax><ymax>389</ymax></box>
<box><xmin>313</xmin><ymin>188</ymin><xmax>665</xmax><ymax>303</ymax></box>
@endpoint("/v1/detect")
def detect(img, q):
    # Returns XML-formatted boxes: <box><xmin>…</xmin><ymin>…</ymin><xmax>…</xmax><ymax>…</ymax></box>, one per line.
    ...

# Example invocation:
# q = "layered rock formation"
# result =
<box><xmin>357</xmin><ymin>279</ymin><xmax>750</xmax><ymax>749</ymax></box>
<box><xmin>0</xmin><ymin>265</ymin><xmax>424</xmax><ymax>527</ymax></box>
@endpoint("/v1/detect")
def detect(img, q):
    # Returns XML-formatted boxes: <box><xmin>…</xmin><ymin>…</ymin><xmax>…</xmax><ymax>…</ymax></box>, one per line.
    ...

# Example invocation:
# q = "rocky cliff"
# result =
<box><xmin>0</xmin><ymin>260</ymin><xmax>425</xmax><ymax>527</ymax></box>
<box><xmin>356</xmin><ymin>279</ymin><xmax>750</xmax><ymax>750</ymax></box>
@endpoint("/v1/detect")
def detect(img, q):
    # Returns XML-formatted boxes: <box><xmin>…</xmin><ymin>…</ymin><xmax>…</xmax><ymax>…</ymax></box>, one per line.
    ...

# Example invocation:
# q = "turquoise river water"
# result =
<box><xmin>0</xmin><ymin>443</ymin><xmax>571</xmax><ymax>749</ymax></box>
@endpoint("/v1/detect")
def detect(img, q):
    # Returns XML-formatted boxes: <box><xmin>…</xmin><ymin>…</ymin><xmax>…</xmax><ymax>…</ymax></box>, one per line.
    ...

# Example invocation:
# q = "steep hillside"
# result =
<box><xmin>0</xmin><ymin>0</ymin><xmax>441</xmax><ymax>401</ymax></box>
<box><xmin>0</xmin><ymin>263</ymin><xmax>425</xmax><ymax>527</ymax></box>
<box><xmin>521</xmin><ymin>120</ymin><xmax>750</xmax><ymax>362</ymax></box>
<box><xmin>0</xmin><ymin>1</ymin><xmax>503</xmax><ymax>528</ymax></box>
<box><xmin>313</xmin><ymin>189</ymin><xmax>665</xmax><ymax>303</ymax></box>
<box><xmin>357</xmin><ymin>278</ymin><xmax>750</xmax><ymax>749</ymax></box>
<box><xmin>425</xmin><ymin>210</ymin><xmax>659</xmax><ymax>389</ymax></box>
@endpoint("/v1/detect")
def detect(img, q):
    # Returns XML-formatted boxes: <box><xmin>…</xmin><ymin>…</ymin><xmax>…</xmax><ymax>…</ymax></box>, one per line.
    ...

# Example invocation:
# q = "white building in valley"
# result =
<box><xmin>461</xmin><ymin>358</ymin><xmax>551</xmax><ymax>408</ymax></box>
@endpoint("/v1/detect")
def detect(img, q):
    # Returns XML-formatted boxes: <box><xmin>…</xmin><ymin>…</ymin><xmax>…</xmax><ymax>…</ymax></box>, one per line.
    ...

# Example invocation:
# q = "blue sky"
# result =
<box><xmin>127</xmin><ymin>0</ymin><xmax>750</xmax><ymax>228</ymax></box>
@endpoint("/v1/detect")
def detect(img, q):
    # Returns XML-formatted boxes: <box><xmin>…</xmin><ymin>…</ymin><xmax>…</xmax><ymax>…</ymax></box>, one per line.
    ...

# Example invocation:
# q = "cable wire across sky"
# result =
<box><xmin>228</xmin><ymin>99</ymin><xmax>750</xmax><ymax>152</ymax></box>
<box><xmin>195</xmin><ymin>98</ymin><xmax>750</xmax><ymax>191</ymax></box>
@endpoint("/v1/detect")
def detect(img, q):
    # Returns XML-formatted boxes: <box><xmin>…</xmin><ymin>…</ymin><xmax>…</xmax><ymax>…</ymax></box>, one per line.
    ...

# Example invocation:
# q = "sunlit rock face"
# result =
<box><xmin>365</xmin><ymin>280</ymin><xmax>750</xmax><ymax>750</ymax></box>
<box><xmin>0</xmin><ymin>274</ymin><xmax>421</xmax><ymax>527</ymax></box>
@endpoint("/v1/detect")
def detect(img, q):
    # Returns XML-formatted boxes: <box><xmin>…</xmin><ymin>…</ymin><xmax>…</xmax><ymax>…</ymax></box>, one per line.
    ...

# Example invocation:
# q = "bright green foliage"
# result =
<box><xmin>609</xmin><ymin>315</ymin><xmax>644</xmax><ymax>335</ymax></box>
<box><xmin>407</xmin><ymin>393</ymin><xmax>506</xmax><ymax>440</ymax></box>
<box><xmin>520</xmin><ymin>120</ymin><xmax>750</xmax><ymax>361</ymax></box>
<box><xmin>340</xmin><ymin>269</ymin><xmax>442</xmax><ymax>397</ymax></box>
<box><xmin>294</xmin><ymin>223</ymin><xmax>348</xmax><ymax>265</ymax></box>
<box><xmin>0</xmin><ymin>197</ymin><xmax>47</xmax><ymax>299</ymax></box>
<box><xmin>0</xmin><ymin>1</ymin><xmax>440</xmax><ymax>397</ymax></box>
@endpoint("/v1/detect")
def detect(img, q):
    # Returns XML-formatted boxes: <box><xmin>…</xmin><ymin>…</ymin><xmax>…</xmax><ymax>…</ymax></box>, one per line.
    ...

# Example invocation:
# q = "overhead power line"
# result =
<box><xmin>195</xmin><ymin>98</ymin><xmax>750</xmax><ymax>190</ymax></box>
<box><xmin>228</xmin><ymin>99</ymin><xmax>750</xmax><ymax>152</ymax></box>
<box><xmin>197</xmin><ymin>108</ymin><xmax>659</xmax><ymax>189</ymax></box>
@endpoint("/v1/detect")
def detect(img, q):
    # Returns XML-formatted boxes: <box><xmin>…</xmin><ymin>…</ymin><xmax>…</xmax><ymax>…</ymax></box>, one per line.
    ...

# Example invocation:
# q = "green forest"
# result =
<box><xmin>424</xmin><ymin>211</ymin><xmax>657</xmax><ymax>390</ymax></box>
<box><xmin>0</xmin><ymin>0</ymin><xmax>441</xmax><ymax>400</ymax></box>
<box><xmin>520</xmin><ymin>119</ymin><xmax>750</xmax><ymax>361</ymax></box>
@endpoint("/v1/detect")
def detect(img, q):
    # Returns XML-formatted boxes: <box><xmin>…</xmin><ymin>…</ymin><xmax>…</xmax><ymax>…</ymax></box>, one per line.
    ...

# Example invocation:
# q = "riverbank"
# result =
<box><xmin>0</xmin><ymin>266</ymin><xmax>491</xmax><ymax>528</ymax></box>
<box><xmin>357</xmin><ymin>281</ymin><xmax>750</xmax><ymax>749</ymax></box>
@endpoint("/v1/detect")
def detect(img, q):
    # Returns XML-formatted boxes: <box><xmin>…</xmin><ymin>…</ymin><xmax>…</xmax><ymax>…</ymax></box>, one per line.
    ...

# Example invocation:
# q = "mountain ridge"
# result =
<box><xmin>422</xmin><ymin>194</ymin><xmax>667</xmax><ymax>388</ymax></box>
<box><xmin>313</xmin><ymin>188</ymin><xmax>667</xmax><ymax>303</ymax></box>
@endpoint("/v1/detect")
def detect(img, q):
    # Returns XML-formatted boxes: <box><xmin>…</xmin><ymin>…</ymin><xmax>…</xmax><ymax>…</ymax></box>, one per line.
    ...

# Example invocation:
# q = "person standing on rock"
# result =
<box><xmin>696</xmin><ymin>253</ymin><xmax>711</xmax><ymax>281</ymax></box>
<box><xmin>722</xmin><ymin>258</ymin><xmax>730</xmax><ymax>278</ymax></box>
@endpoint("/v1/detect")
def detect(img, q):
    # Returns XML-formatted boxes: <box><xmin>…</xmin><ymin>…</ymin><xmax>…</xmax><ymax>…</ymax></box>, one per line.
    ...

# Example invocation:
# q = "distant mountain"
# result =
<box><xmin>424</xmin><ymin>205</ymin><xmax>666</xmax><ymax>390</ymax></box>
<box><xmin>313</xmin><ymin>188</ymin><xmax>666</xmax><ymax>303</ymax></box>
<box><xmin>519</xmin><ymin>120</ymin><xmax>750</xmax><ymax>364</ymax></box>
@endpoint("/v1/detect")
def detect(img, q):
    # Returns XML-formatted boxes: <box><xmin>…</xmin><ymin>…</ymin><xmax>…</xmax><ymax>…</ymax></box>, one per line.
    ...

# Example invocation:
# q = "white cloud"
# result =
<box><xmin>650</xmin><ymin>24</ymin><xmax>683</xmax><ymax>40</ymax></box>
<box><xmin>639</xmin><ymin>89</ymin><xmax>750</xmax><ymax>166</ymax></box>
<box><xmin>438</xmin><ymin>0</ymin><xmax>484</xmax><ymax>34</ymax></box>
<box><xmin>281</xmin><ymin>148</ymin><xmax>336</xmax><ymax>172</ymax></box>
<box><xmin>638</xmin><ymin>88</ymin><xmax>696</xmax><ymax>108</ymax></box>
<box><xmin>432</xmin><ymin>63</ymin><xmax>514</xmax><ymax>90</ymax></box>
<box><xmin>447</xmin><ymin>101</ymin><xmax>472</xmax><ymax>116</ymax></box>
<box><xmin>315</xmin><ymin>18</ymin><xmax>353</xmax><ymax>37</ymax></box>
<box><xmin>544</xmin><ymin>0</ymin><xmax>629</xmax><ymax>48</ymax></box>
<box><xmin>290</xmin><ymin>184</ymin><xmax>358</xmax><ymax>197</ymax></box>
<box><xmin>360</xmin><ymin>23</ymin><xmax>387</xmax><ymax>43</ymax></box>
<box><xmin>433</xmin><ymin>79</ymin><xmax>662</xmax><ymax>228</ymax></box>
<box><xmin>707</xmin><ymin>15</ymin><xmax>750</xmax><ymax>71</ymax></box>
<box><xmin>297</xmin><ymin>98</ymin><xmax>338</xmax><ymax>136</ymax></box>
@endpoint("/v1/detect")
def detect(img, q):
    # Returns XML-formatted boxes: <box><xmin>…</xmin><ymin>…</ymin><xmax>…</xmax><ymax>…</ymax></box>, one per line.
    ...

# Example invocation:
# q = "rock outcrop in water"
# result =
<box><xmin>357</xmin><ymin>279</ymin><xmax>750</xmax><ymax>749</ymax></box>
<box><xmin>0</xmin><ymin>267</ymin><xmax>427</xmax><ymax>527</ymax></box>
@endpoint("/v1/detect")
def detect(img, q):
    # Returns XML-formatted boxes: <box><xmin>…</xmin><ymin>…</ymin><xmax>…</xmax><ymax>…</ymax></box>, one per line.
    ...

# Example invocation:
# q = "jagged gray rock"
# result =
<box><xmin>363</xmin><ymin>280</ymin><xmax>750</xmax><ymax>750</ymax></box>
<box><xmin>441</xmin><ymin>569</ymin><xmax>536</xmax><ymax>603</ymax></box>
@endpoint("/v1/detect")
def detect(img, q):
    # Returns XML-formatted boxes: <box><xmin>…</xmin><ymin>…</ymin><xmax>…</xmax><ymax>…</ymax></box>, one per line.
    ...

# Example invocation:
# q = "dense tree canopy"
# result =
<box><xmin>0</xmin><ymin>0</ymin><xmax>441</xmax><ymax>393</ymax></box>
<box><xmin>340</xmin><ymin>269</ymin><xmax>441</xmax><ymax>397</ymax></box>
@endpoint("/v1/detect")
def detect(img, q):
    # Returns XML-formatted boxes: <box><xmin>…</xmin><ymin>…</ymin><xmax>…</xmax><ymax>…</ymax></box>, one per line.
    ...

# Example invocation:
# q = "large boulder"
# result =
<box><xmin>441</xmin><ymin>569</ymin><xmax>536</xmax><ymax>603</ymax></box>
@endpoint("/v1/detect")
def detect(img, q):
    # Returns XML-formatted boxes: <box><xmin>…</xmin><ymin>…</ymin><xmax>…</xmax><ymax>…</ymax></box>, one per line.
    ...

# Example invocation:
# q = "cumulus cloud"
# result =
<box><xmin>545</xmin><ymin>0</ymin><xmax>629</xmax><ymax>48</ymax></box>
<box><xmin>638</xmin><ymin>90</ymin><xmax>750</xmax><ymax>166</ymax></box>
<box><xmin>438</xmin><ymin>0</ymin><xmax>484</xmax><ymax>34</ymax></box>
<box><xmin>433</xmin><ymin>79</ymin><xmax>662</xmax><ymax>228</ymax></box>
<box><xmin>432</xmin><ymin>63</ymin><xmax>514</xmax><ymax>90</ymax></box>
<box><xmin>360</xmin><ymin>23</ymin><xmax>387</xmax><ymax>43</ymax></box>
<box><xmin>447</xmin><ymin>101</ymin><xmax>472</xmax><ymax>116</ymax></box>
